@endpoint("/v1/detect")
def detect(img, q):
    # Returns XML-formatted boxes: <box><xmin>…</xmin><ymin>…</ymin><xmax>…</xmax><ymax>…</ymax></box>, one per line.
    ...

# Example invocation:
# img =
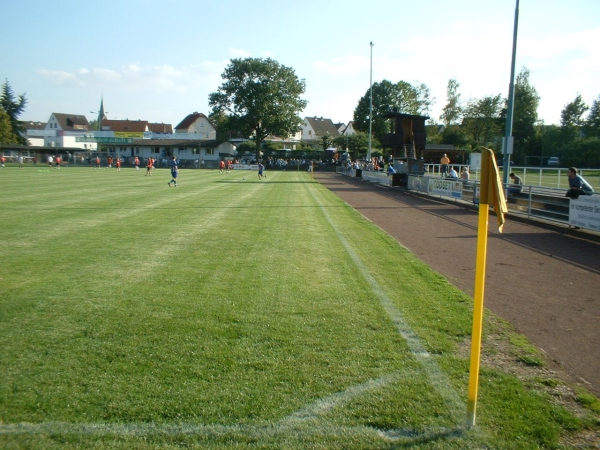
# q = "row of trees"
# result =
<box><xmin>4</xmin><ymin>59</ymin><xmax>599</xmax><ymax>167</ymax></box>
<box><xmin>349</xmin><ymin>69</ymin><xmax>600</xmax><ymax>167</ymax></box>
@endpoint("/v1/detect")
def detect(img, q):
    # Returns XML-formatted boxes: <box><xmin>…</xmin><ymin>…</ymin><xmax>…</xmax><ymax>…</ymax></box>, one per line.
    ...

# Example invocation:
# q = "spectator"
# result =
<box><xmin>508</xmin><ymin>172</ymin><xmax>523</xmax><ymax>196</ymax></box>
<box><xmin>565</xmin><ymin>167</ymin><xmax>594</xmax><ymax>199</ymax></box>
<box><xmin>460</xmin><ymin>167</ymin><xmax>470</xmax><ymax>181</ymax></box>
<box><xmin>447</xmin><ymin>166</ymin><xmax>459</xmax><ymax>179</ymax></box>
<box><xmin>440</xmin><ymin>153</ymin><xmax>450</xmax><ymax>177</ymax></box>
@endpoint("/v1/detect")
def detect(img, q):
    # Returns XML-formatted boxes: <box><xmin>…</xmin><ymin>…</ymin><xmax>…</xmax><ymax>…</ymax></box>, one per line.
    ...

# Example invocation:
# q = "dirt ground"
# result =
<box><xmin>314</xmin><ymin>172</ymin><xmax>600</xmax><ymax>396</ymax></box>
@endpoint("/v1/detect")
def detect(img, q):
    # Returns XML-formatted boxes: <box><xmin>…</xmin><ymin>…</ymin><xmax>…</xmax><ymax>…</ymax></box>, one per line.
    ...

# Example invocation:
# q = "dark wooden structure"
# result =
<box><xmin>422</xmin><ymin>144</ymin><xmax>466</xmax><ymax>165</ymax></box>
<box><xmin>381</xmin><ymin>112</ymin><xmax>429</xmax><ymax>160</ymax></box>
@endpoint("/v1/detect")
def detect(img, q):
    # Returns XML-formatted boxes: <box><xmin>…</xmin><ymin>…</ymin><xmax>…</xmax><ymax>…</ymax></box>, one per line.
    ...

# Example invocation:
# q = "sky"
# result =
<box><xmin>2</xmin><ymin>0</ymin><xmax>599</xmax><ymax>128</ymax></box>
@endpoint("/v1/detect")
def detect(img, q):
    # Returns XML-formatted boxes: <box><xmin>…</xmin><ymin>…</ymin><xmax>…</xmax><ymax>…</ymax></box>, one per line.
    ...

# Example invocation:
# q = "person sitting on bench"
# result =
<box><xmin>508</xmin><ymin>172</ymin><xmax>523</xmax><ymax>196</ymax></box>
<box><xmin>565</xmin><ymin>167</ymin><xmax>594</xmax><ymax>199</ymax></box>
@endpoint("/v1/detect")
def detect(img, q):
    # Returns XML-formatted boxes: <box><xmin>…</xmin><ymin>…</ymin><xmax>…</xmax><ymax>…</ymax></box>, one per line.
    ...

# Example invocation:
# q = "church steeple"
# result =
<box><xmin>97</xmin><ymin>96</ymin><xmax>107</xmax><ymax>130</ymax></box>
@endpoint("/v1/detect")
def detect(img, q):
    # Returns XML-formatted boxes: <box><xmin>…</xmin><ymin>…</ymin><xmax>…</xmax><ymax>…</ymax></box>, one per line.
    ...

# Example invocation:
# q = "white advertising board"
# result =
<box><xmin>569</xmin><ymin>195</ymin><xmax>600</xmax><ymax>231</ymax></box>
<box><xmin>408</xmin><ymin>175</ymin><xmax>429</xmax><ymax>193</ymax></box>
<box><xmin>428</xmin><ymin>178</ymin><xmax>463</xmax><ymax>199</ymax></box>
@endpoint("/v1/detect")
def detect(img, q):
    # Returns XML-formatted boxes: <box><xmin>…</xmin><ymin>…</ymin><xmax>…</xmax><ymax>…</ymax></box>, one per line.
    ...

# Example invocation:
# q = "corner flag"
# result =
<box><xmin>466</xmin><ymin>147</ymin><xmax>507</xmax><ymax>428</ymax></box>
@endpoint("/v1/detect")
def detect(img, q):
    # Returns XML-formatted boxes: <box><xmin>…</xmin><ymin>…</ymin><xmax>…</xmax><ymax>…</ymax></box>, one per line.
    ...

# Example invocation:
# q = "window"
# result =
<box><xmin>206</xmin><ymin>148</ymin><xmax>214</xmax><ymax>155</ymax></box>
<box><xmin>179</xmin><ymin>149</ymin><xmax>187</xmax><ymax>154</ymax></box>
<box><xmin>152</xmin><ymin>147</ymin><xmax>160</xmax><ymax>154</ymax></box>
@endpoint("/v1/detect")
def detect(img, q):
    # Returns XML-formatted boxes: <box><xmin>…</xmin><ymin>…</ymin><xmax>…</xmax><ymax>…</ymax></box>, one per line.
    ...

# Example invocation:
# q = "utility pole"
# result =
<box><xmin>368</xmin><ymin>41</ymin><xmax>374</xmax><ymax>163</ymax></box>
<box><xmin>502</xmin><ymin>0</ymin><xmax>519</xmax><ymax>183</ymax></box>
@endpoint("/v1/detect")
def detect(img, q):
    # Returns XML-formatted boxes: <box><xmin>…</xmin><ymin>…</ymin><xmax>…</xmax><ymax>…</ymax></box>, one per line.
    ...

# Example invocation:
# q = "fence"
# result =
<box><xmin>336</xmin><ymin>166</ymin><xmax>600</xmax><ymax>233</ymax></box>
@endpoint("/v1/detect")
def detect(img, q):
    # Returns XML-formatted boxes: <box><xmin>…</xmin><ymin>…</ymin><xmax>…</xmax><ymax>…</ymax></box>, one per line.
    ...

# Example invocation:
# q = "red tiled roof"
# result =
<box><xmin>148</xmin><ymin>123</ymin><xmax>173</xmax><ymax>134</ymax></box>
<box><xmin>101</xmin><ymin>120</ymin><xmax>149</xmax><ymax>133</ymax></box>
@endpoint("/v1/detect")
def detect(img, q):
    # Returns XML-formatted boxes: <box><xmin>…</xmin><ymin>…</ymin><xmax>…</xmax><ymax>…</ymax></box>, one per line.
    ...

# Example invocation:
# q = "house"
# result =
<box><xmin>43</xmin><ymin>113</ymin><xmax>96</xmax><ymax>150</ymax></box>
<box><xmin>341</xmin><ymin>121</ymin><xmax>357</xmax><ymax>136</ymax></box>
<box><xmin>334</xmin><ymin>122</ymin><xmax>346</xmax><ymax>134</ymax></box>
<box><xmin>19</xmin><ymin>121</ymin><xmax>47</xmax><ymax>146</ymax></box>
<box><xmin>174</xmin><ymin>112</ymin><xmax>216</xmax><ymax>140</ymax></box>
<box><xmin>301</xmin><ymin>116</ymin><xmax>340</xmax><ymax>141</ymax></box>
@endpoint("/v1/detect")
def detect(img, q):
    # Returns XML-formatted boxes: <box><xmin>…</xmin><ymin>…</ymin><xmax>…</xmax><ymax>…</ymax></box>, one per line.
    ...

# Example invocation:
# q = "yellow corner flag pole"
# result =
<box><xmin>466</xmin><ymin>147</ymin><xmax>507</xmax><ymax>428</ymax></box>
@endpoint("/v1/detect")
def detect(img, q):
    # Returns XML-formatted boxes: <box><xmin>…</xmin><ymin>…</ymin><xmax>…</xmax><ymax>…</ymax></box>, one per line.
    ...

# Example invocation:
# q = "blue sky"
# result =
<box><xmin>2</xmin><ymin>0</ymin><xmax>599</xmax><ymax>128</ymax></box>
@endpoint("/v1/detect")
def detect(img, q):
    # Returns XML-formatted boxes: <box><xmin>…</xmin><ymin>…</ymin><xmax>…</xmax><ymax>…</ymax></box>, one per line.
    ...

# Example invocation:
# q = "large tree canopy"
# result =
<box><xmin>353</xmin><ymin>80</ymin><xmax>433</xmax><ymax>144</ymax></box>
<box><xmin>462</xmin><ymin>94</ymin><xmax>504</xmax><ymax>149</ymax></box>
<box><xmin>1</xmin><ymin>79</ymin><xmax>27</xmax><ymax>145</ymax></box>
<box><xmin>208</xmin><ymin>58</ymin><xmax>307</xmax><ymax>161</ymax></box>
<box><xmin>501</xmin><ymin>67</ymin><xmax>540</xmax><ymax>162</ymax></box>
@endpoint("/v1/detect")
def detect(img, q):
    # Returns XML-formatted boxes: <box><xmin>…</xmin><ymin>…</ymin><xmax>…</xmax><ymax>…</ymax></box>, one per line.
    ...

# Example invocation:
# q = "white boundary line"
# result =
<box><xmin>306</xmin><ymin>183</ymin><xmax>469</xmax><ymax>427</ymax></box>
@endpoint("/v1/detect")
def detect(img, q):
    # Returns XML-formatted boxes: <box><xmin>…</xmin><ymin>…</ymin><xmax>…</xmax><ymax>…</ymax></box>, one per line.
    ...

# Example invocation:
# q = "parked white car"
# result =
<box><xmin>547</xmin><ymin>157</ymin><xmax>560</xmax><ymax>166</ymax></box>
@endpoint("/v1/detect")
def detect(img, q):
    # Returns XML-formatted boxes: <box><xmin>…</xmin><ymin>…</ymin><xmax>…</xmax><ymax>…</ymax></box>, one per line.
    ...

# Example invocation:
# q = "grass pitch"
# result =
<box><xmin>0</xmin><ymin>166</ymin><xmax>598</xmax><ymax>448</ymax></box>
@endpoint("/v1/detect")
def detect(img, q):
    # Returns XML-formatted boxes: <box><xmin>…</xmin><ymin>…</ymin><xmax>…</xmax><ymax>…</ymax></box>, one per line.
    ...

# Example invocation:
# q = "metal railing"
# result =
<box><xmin>336</xmin><ymin>167</ymin><xmax>599</xmax><ymax>232</ymax></box>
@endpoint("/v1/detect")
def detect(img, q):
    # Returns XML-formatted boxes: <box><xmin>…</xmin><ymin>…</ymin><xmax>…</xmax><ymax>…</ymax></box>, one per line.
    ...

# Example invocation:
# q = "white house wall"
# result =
<box><xmin>186</xmin><ymin>116</ymin><xmax>217</xmax><ymax>140</ymax></box>
<box><xmin>300</xmin><ymin>119</ymin><xmax>316</xmax><ymax>140</ymax></box>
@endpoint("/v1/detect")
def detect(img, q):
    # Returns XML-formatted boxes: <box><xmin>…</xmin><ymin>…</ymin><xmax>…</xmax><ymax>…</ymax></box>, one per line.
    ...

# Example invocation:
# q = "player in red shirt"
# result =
<box><xmin>116</xmin><ymin>158</ymin><xmax>121</xmax><ymax>172</ymax></box>
<box><xmin>145</xmin><ymin>157</ymin><xmax>154</xmax><ymax>176</ymax></box>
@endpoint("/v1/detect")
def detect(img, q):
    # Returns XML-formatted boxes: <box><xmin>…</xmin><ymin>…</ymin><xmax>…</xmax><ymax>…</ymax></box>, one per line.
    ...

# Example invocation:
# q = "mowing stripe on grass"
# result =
<box><xmin>306</xmin><ymin>181</ymin><xmax>467</xmax><ymax>427</ymax></box>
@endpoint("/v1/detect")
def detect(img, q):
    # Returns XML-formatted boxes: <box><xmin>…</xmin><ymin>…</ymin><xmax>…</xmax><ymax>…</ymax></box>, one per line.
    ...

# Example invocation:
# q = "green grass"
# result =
<box><xmin>0</xmin><ymin>166</ymin><xmax>598</xmax><ymax>448</ymax></box>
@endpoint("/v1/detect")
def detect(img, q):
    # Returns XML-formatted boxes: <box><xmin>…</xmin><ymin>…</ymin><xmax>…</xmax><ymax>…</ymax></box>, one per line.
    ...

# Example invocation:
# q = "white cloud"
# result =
<box><xmin>228</xmin><ymin>48</ymin><xmax>252</xmax><ymax>58</ymax></box>
<box><xmin>37</xmin><ymin>61</ymin><xmax>227</xmax><ymax>94</ymax></box>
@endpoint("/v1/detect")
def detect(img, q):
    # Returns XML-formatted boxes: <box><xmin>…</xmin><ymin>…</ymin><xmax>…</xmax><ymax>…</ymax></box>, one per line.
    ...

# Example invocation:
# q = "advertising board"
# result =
<box><xmin>428</xmin><ymin>178</ymin><xmax>463</xmax><ymax>199</ymax></box>
<box><xmin>569</xmin><ymin>195</ymin><xmax>600</xmax><ymax>231</ymax></box>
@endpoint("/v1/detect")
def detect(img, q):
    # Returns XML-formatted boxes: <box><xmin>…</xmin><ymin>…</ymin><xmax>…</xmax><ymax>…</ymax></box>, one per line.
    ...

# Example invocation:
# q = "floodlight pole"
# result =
<box><xmin>502</xmin><ymin>0</ymin><xmax>519</xmax><ymax>184</ymax></box>
<box><xmin>368</xmin><ymin>41</ymin><xmax>374</xmax><ymax>163</ymax></box>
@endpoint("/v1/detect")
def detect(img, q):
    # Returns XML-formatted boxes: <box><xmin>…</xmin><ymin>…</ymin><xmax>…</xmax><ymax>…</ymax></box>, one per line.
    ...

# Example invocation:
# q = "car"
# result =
<box><xmin>547</xmin><ymin>157</ymin><xmax>560</xmax><ymax>167</ymax></box>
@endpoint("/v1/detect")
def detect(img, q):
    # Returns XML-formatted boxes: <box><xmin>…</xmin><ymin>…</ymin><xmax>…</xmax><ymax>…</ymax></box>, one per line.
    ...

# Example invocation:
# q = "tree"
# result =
<box><xmin>462</xmin><ymin>94</ymin><xmax>504</xmax><ymax>149</ymax></box>
<box><xmin>440</xmin><ymin>78</ymin><xmax>462</xmax><ymax>126</ymax></box>
<box><xmin>320</xmin><ymin>132</ymin><xmax>333</xmax><ymax>151</ymax></box>
<box><xmin>209</xmin><ymin>58</ymin><xmax>307</xmax><ymax>161</ymax></box>
<box><xmin>0</xmin><ymin>79</ymin><xmax>27</xmax><ymax>145</ymax></box>
<box><xmin>332</xmin><ymin>131</ymin><xmax>379</xmax><ymax>160</ymax></box>
<box><xmin>561</xmin><ymin>94</ymin><xmax>588</xmax><ymax>128</ymax></box>
<box><xmin>208</xmin><ymin>110</ymin><xmax>245</xmax><ymax>142</ymax></box>
<box><xmin>0</xmin><ymin>109</ymin><xmax>18</xmax><ymax>145</ymax></box>
<box><xmin>560</xmin><ymin>94</ymin><xmax>589</xmax><ymax>145</ymax></box>
<box><xmin>503</xmin><ymin>68</ymin><xmax>540</xmax><ymax>163</ymax></box>
<box><xmin>584</xmin><ymin>95</ymin><xmax>600</xmax><ymax>138</ymax></box>
<box><xmin>353</xmin><ymin>80</ymin><xmax>433</xmax><ymax>144</ymax></box>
